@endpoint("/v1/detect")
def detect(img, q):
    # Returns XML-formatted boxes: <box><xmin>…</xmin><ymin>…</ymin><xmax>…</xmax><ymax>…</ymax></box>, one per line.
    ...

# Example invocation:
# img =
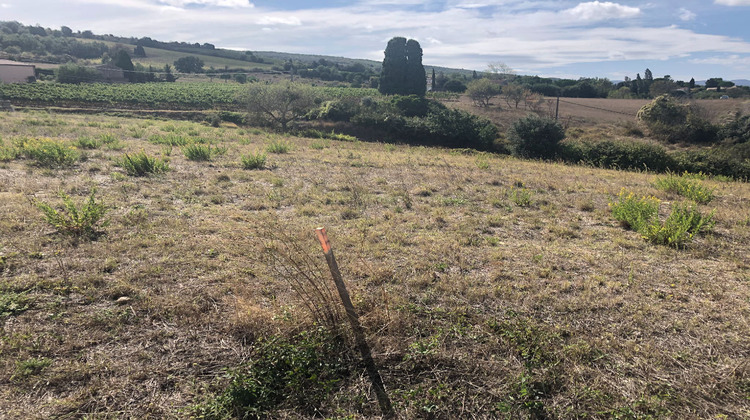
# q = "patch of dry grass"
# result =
<box><xmin>1</xmin><ymin>111</ymin><xmax>749</xmax><ymax>418</ymax></box>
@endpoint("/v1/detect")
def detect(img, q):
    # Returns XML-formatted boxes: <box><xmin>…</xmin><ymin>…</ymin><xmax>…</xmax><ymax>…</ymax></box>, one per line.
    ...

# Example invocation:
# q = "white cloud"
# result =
<box><xmin>158</xmin><ymin>0</ymin><xmax>253</xmax><ymax>8</ymax></box>
<box><xmin>563</xmin><ymin>1</ymin><xmax>641</xmax><ymax>21</ymax></box>
<box><xmin>690</xmin><ymin>54</ymin><xmax>750</xmax><ymax>66</ymax></box>
<box><xmin>678</xmin><ymin>8</ymin><xmax>696</xmax><ymax>21</ymax></box>
<box><xmin>714</xmin><ymin>0</ymin><xmax>750</xmax><ymax>5</ymax></box>
<box><xmin>256</xmin><ymin>16</ymin><xmax>301</xmax><ymax>26</ymax></box>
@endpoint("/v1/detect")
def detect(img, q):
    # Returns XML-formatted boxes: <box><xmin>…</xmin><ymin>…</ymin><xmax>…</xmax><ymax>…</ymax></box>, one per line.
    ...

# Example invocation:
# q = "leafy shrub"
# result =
<box><xmin>17</xmin><ymin>137</ymin><xmax>80</xmax><ymax>168</ymax></box>
<box><xmin>0</xmin><ymin>291</ymin><xmax>32</xmax><ymax>318</ymax></box>
<box><xmin>641</xmin><ymin>202</ymin><xmax>715</xmax><ymax>248</ymax></box>
<box><xmin>118</xmin><ymin>151</ymin><xmax>169</xmax><ymax>176</ymax></box>
<box><xmin>507</xmin><ymin>115</ymin><xmax>565</xmax><ymax>159</ymax></box>
<box><xmin>423</xmin><ymin>108</ymin><xmax>499</xmax><ymax>150</ymax></box>
<box><xmin>218</xmin><ymin>111</ymin><xmax>247</xmax><ymax>125</ymax></box>
<box><xmin>558</xmin><ymin>139</ymin><xmax>674</xmax><ymax>172</ymax></box>
<box><xmin>75</xmin><ymin>136</ymin><xmax>102</xmax><ymax>149</ymax></box>
<box><xmin>33</xmin><ymin>189</ymin><xmax>109</xmax><ymax>239</ymax></box>
<box><xmin>673</xmin><ymin>145</ymin><xmax>750</xmax><ymax>180</ymax></box>
<box><xmin>0</xmin><ymin>140</ymin><xmax>19</xmax><ymax>162</ymax></box>
<box><xmin>719</xmin><ymin>113</ymin><xmax>750</xmax><ymax>144</ymax></box>
<box><xmin>310</xmin><ymin>100</ymin><xmax>359</xmax><ymax>121</ymax></box>
<box><xmin>241</xmin><ymin>151</ymin><xmax>266</xmax><ymax>169</ymax></box>
<box><xmin>610</xmin><ymin>189</ymin><xmax>660</xmax><ymax>232</ymax></box>
<box><xmin>654</xmin><ymin>173</ymin><xmax>715</xmax><ymax>204</ymax></box>
<box><xmin>637</xmin><ymin>95</ymin><xmax>718</xmax><ymax>143</ymax></box>
<box><xmin>193</xmin><ymin>329</ymin><xmax>350</xmax><ymax>418</ymax></box>
<box><xmin>390</xmin><ymin>94</ymin><xmax>430</xmax><ymax>117</ymax></box>
<box><xmin>610</xmin><ymin>189</ymin><xmax>715</xmax><ymax>248</ymax></box>
<box><xmin>266</xmin><ymin>140</ymin><xmax>291</xmax><ymax>154</ymax></box>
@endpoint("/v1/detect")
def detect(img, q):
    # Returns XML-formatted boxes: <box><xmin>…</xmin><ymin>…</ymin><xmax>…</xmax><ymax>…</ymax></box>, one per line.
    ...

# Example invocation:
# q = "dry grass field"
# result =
<box><xmin>1</xmin><ymin>111</ymin><xmax>749</xmax><ymax>418</ymax></box>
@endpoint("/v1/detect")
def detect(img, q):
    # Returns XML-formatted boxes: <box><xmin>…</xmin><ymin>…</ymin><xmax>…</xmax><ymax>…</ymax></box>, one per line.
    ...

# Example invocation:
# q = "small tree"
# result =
<box><xmin>503</xmin><ymin>84</ymin><xmax>526</xmax><ymax>109</ymax></box>
<box><xmin>507</xmin><ymin>115</ymin><xmax>565</xmax><ymax>159</ymax></box>
<box><xmin>466</xmin><ymin>78</ymin><xmax>501</xmax><ymax>107</ymax></box>
<box><xmin>241</xmin><ymin>82</ymin><xmax>318</xmax><ymax>131</ymax></box>
<box><xmin>113</xmin><ymin>50</ymin><xmax>135</xmax><ymax>82</ymax></box>
<box><xmin>174</xmin><ymin>56</ymin><xmax>204</xmax><ymax>73</ymax></box>
<box><xmin>163</xmin><ymin>64</ymin><xmax>176</xmax><ymax>82</ymax></box>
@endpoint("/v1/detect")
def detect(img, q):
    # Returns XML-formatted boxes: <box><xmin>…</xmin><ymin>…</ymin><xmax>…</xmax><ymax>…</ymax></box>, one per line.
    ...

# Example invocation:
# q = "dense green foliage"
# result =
<box><xmin>558</xmin><ymin>139</ymin><xmax>673</xmax><ymax>172</ymax></box>
<box><xmin>637</xmin><ymin>95</ymin><xmax>718</xmax><ymax>143</ymax></box>
<box><xmin>379</xmin><ymin>37</ymin><xmax>426</xmax><ymax>96</ymax></box>
<box><xmin>0</xmin><ymin>82</ymin><xmax>378</xmax><ymax>110</ymax></box>
<box><xmin>117</xmin><ymin>151</ymin><xmax>169</xmax><ymax>176</ymax></box>
<box><xmin>610</xmin><ymin>189</ymin><xmax>715</xmax><ymax>248</ymax></box>
<box><xmin>507</xmin><ymin>115</ymin><xmax>566</xmax><ymax>159</ymax></box>
<box><xmin>174</xmin><ymin>56</ymin><xmax>205</xmax><ymax>73</ymax></box>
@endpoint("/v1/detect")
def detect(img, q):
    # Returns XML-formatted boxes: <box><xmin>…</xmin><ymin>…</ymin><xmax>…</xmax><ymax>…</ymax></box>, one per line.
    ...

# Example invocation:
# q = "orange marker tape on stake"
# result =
<box><xmin>315</xmin><ymin>227</ymin><xmax>331</xmax><ymax>254</ymax></box>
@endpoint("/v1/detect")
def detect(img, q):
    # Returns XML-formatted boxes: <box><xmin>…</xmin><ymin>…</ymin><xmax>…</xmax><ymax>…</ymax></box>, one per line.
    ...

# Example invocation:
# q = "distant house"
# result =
<box><xmin>0</xmin><ymin>59</ymin><xmax>36</xmax><ymax>83</ymax></box>
<box><xmin>95</xmin><ymin>64</ymin><xmax>127</xmax><ymax>83</ymax></box>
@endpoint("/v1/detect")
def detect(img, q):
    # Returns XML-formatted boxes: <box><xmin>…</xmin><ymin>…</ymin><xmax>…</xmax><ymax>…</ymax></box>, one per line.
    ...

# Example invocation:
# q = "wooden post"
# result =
<box><xmin>315</xmin><ymin>227</ymin><xmax>395</xmax><ymax>419</ymax></box>
<box><xmin>555</xmin><ymin>96</ymin><xmax>560</xmax><ymax>121</ymax></box>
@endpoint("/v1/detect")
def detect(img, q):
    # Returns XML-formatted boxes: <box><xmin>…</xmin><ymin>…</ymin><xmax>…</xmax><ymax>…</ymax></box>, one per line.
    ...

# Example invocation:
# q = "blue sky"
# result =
<box><xmin>2</xmin><ymin>0</ymin><xmax>750</xmax><ymax>81</ymax></box>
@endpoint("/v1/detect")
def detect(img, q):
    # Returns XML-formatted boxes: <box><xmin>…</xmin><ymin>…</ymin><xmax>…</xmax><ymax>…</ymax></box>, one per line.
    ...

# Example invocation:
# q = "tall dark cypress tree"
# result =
<box><xmin>379</xmin><ymin>37</ymin><xmax>408</xmax><ymax>95</ymax></box>
<box><xmin>431</xmin><ymin>68</ymin><xmax>436</xmax><ymax>91</ymax></box>
<box><xmin>405</xmin><ymin>39</ymin><xmax>426</xmax><ymax>96</ymax></box>
<box><xmin>379</xmin><ymin>37</ymin><xmax>426</xmax><ymax>96</ymax></box>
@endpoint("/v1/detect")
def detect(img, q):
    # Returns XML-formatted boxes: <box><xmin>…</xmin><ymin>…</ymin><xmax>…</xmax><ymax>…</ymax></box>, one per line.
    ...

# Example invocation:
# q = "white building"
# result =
<box><xmin>0</xmin><ymin>59</ymin><xmax>36</xmax><ymax>83</ymax></box>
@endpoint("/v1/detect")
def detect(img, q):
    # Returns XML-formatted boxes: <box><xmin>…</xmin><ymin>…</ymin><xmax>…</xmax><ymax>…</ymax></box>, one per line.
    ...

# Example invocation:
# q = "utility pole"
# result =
<box><xmin>555</xmin><ymin>96</ymin><xmax>560</xmax><ymax>121</ymax></box>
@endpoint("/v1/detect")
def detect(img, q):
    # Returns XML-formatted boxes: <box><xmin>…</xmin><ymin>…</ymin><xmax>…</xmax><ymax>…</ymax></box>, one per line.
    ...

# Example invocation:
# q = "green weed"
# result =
<box><xmin>75</xmin><ymin>136</ymin><xmax>102</xmax><ymax>150</ymax></box>
<box><xmin>642</xmin><ymin>202</ymin><xmax>715</xmax><ymax>248</ymax></box>
<box><xmin>610</xmin><ymin>188</ymin><xmax>660</xmax><ymax>232</ymax></box>
<box><xmin>0</xmin><ymin>291</ymin><xmax>32</xmax><ymax>318</ymax></box>
<box><xmin>266</xmin><ymin>140</ymin><xmax>291</xmax><ymax>154</ymax></box>
<box><xmin>508</xmin><ymin>186</ymin><xmax>533</xmax><ymax>207</ymax></box>
<box><xmin>118</xmin><ymin>151</ymin><xmax>169</xmax><ymax>176</ymax></box>
<box><xmin>241</xmin><ymin>151</ymin><xmax>267</xmax><ymax>170</ymax></box>
<box><xmin>13</xmin><ymin>357</ymin><xmax>52</xmax><ymax>380</ymax></box>
<box><xmin>654</xmin><ymin>173</ymin><xmax>715</xmax><ymax>204</ymax></box>
<box><xmin>192</xmin><ymin>328</ymin><xmax>350</xmax><ymax>419</ymax></box>
<box><xmin>33</xmin><ymin>189</ymin><xmax>109</xmax><ymax>239</ymax></box>
<box><xmin>17</xmin><ymin>137</ymin><xmax>80</xmax><ymax>168</ymax></box>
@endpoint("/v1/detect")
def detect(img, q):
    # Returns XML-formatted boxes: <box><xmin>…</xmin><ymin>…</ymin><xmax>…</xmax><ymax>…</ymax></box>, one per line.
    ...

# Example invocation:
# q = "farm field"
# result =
<box><xmin>1</xmin><ymin>110</ymin><xmax>749</xmax><ymax>418</ymax></box>
<box><xmin>449</xmin><ymin>95</ymin><xmax>750</xmax><ymax>128</ymax></box>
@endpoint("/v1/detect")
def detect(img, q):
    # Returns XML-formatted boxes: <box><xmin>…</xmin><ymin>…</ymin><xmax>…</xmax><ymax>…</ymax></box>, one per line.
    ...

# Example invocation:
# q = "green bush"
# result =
<box><xmin>310</xmin><ymin>100</ymin><xmax>359</xmax><ymax>121</ymax></box>
<box><xmin>33</xmin><ymin>189</ymin><xmax>109</xmax><ymax>239</ymax></box>
<box><xmin>75</xmin><ymin>136</ymin><xmax>102</xmax><ymax>149</ymax></box>
<box><xmin>118</xmin><ymin>151</ymin><xmax>169</xmax><ymax>176</ymax></box>
<box><xmin>637</xmin><ymin>96</ymin><xmax>718</xmax><ymax>143</ymax></box>
<box><xmin>192</xmin><ymin>329</ymin><xmax>350</xmax><ymax>418</ymax></box>
<box><xmin>0</xmin><ymin>139</ymin><xmax>19</xmax><ymax>162</ymax></box>
<box><xmin>218</xmin><ymin>111</ymin><xmax>247</xmax><ymax>126</ymax></box>
<box><xmin>610</xmin><ymin>189</ymin><xmax>715</xmax><ymax>248</ymax></box>
<box><xmin>241</xmin><ymin>151</ymin><xmax>266</xmax><ymax>170</ymax></box>
<box><xmin>719</xmin><ymin>113</ymin><xmax>750</xmax><ymax>144</ymax></box>
<box><xmin>641</xmin><ymin>202</ymin><xmax>715</xmax><ymax>248</ymax></box>
<box><xmin>266</xmin><ymin>140</ymin><xmax>291</xmax><ymax>154</ymax></box>
<box><xmin>610</xmin><ymin>189</ymin><xmax>660</xmax><ymax>233</ymax></box>
<box><xmin>390</xmin><ymin>94</ymin><xmax>430</xmax><ymax>117</ymax></box>
<box><xmin>17</xmin><ymin>137</ymin><xmax>80</xmax><ymax>168</ymax></box>
<box><xmin>423</xmin><ymin>108</ymin><xmax>499</xmax><ymax>150</ymax></box>
<box><xmin>507</xmin><ymin>115</ymin><xmax>565</xmax><ymax>159</ymax></box>
<box><xmin>673</xmin><ymin>145</ymin><xmax>750</xmax><ymax>180</ymax></box>
<box><xmin>654</xmin><ymin>173</ymin><xmax>715</xmax><ymax>204</ymax></box>
<box><xmin>558</xmin><ymin>139</ymin><xmax>674</xmax><ymax>172</ymax></box>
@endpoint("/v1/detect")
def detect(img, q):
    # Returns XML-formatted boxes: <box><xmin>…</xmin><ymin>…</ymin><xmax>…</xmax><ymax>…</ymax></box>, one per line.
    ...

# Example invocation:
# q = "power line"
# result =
<box><xmin>557</xmin><ymin>98</ymin><xmax>638</xmax><ymax>117</ymax></box>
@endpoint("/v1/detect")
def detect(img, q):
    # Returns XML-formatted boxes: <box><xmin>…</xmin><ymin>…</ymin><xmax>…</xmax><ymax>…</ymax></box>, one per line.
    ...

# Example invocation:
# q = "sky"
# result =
<box><xmin>2</xmin><ymin>0</ymin><xmax>750</xmax><ymax>81</ymax></box>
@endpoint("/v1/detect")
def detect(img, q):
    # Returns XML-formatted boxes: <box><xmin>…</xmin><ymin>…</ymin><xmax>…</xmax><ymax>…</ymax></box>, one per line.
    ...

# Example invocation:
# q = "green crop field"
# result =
<box><xmin>1</xmin><ymin>110</ymin><xmax>748</xmax><ymax>419</ymax></box>
<box><xmin>0</xmin><ymin>82</ymin><xmax>379</xmax><ymax>110</ymax></box>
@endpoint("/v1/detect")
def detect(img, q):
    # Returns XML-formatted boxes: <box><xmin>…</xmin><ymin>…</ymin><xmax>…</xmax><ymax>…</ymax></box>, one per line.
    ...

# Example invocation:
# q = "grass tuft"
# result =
<box><xmin>654</xmin><ymin>172</ymin><xmax>715</xmax><ymax>204</ymax></box>
<box><xmin>118</xmin><ymin>151</ymin><xmax>170</xmax><ymax>176</ymax></box>
<box><xmin>241</xmin><ymin>151</ymin><xmax>267</xmax><ymax>170</ymax></box>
